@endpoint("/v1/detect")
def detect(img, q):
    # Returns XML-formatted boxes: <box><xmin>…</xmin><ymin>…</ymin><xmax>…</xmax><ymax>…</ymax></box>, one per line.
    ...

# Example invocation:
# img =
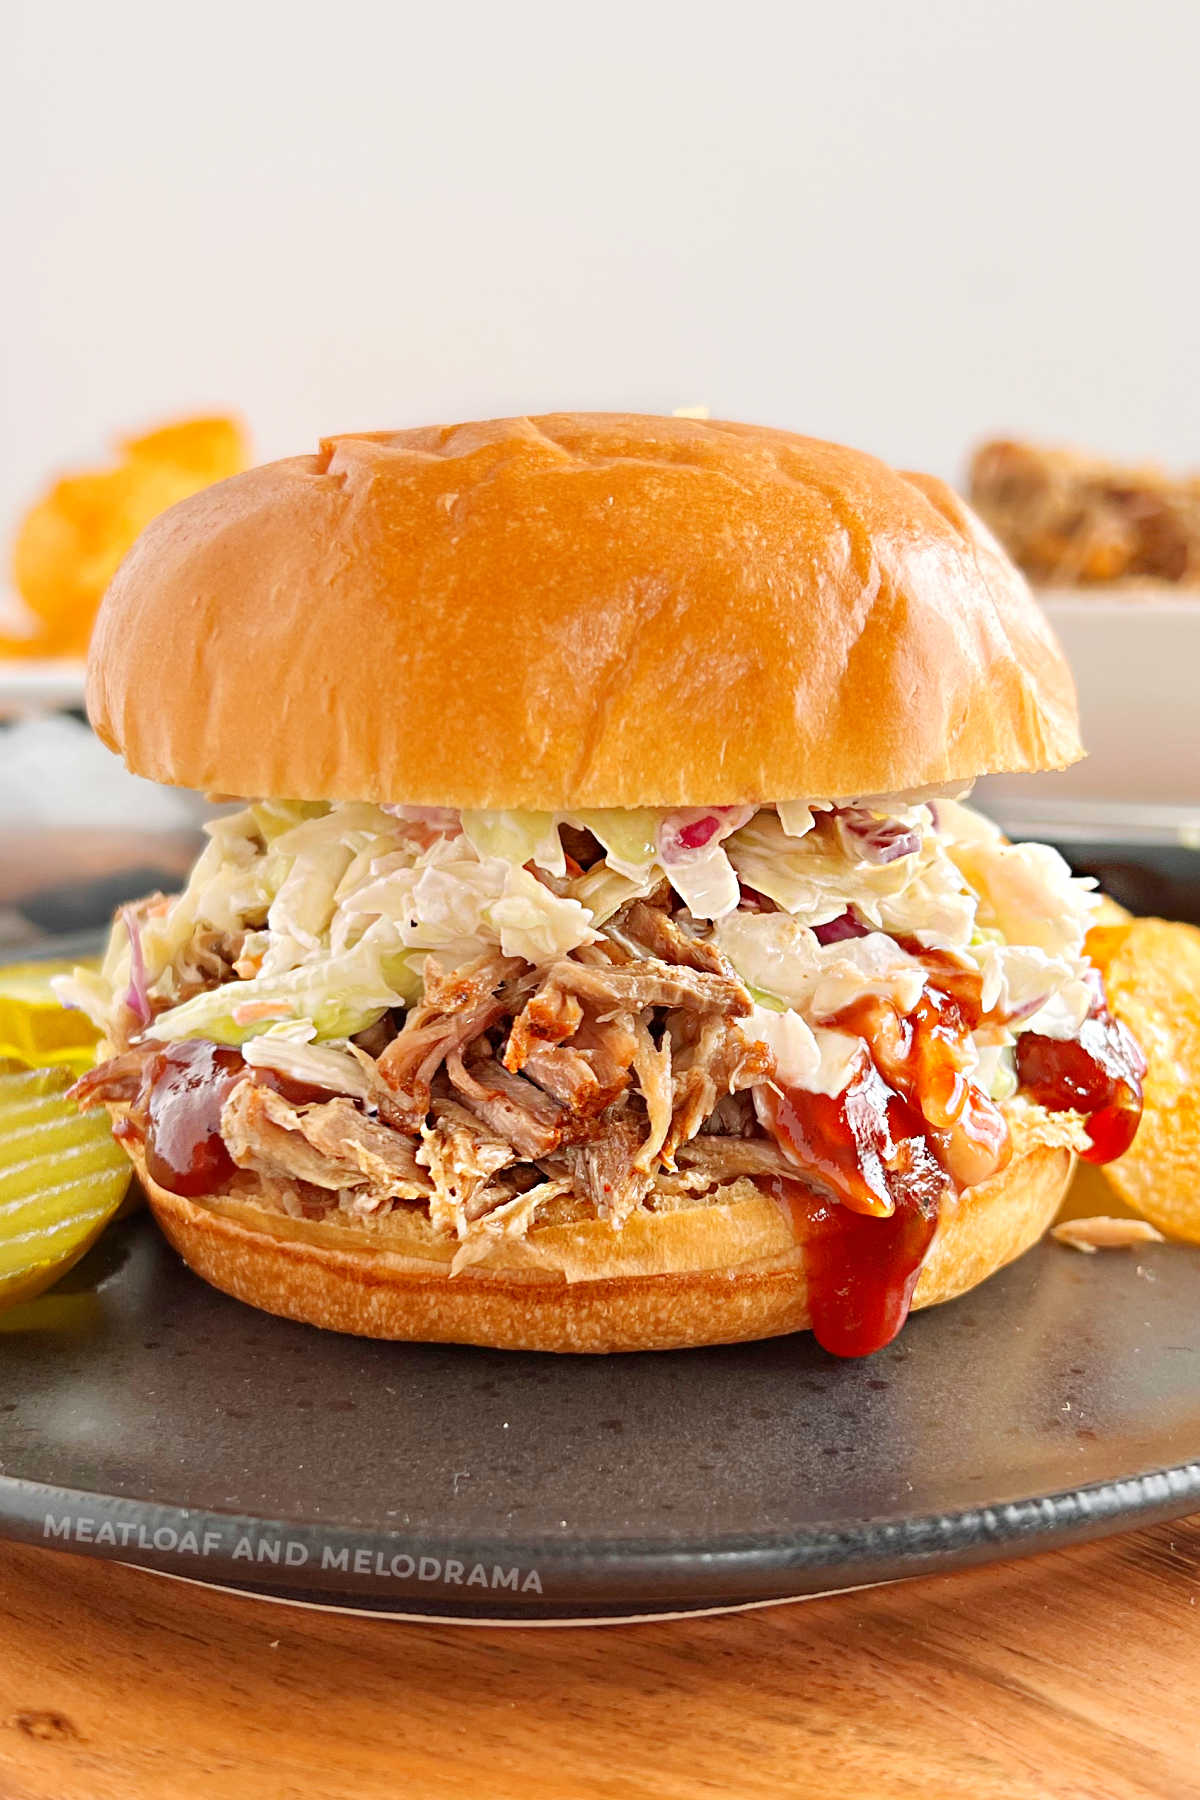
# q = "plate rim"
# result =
<box><xmin>2</xmin><ymin>1456</ymin><xmax>1198</xmax><ymax>1616</ymax></box>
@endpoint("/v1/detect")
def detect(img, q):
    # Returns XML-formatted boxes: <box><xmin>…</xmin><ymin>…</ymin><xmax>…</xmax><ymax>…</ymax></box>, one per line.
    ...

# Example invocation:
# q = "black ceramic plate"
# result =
<box><xmin>1</xmin><ymin>1211</ymin><xmax>1199</xmax><ymax>1620</ymax></box>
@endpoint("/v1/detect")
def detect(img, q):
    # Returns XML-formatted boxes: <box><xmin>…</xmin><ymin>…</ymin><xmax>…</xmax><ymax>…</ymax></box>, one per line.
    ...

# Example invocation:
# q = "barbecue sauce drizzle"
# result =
<box><xmin>1015</xmin><ymin>1009</ymin><xmax>1145</xmax><ymax>1164</ymax></box>
<box><xmin>761</xmin><ymin>950</ymin><xmax>1145</xmax><ymax>1358</ymax></box>
<box><xmin>142</xmin><ymin>1041</ymin><xmax>329</xmax><ymax>1197</ymax></box>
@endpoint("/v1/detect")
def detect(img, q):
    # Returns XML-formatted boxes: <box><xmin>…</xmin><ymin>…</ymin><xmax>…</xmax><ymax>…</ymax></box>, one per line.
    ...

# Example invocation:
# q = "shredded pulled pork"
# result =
<box><xmin>445</xmin><ymin>1051</ymin><xmax>568</xmax><ymax>1160</ymax></box>
<box><xmin>664</xmin><ymin>1013</ymin><xmax>771</xmax><ymax>1163</ymax></box>
<box><xmin>517</xmin><ymin>955</ymin><xmax>752</xmax><ymax>1018</ymax></box>
<box><xmin>70</xmin><ymin>1047</ymin><xmax>153</xmax><ymax>1108</ymax></box>
<box><xmin>604</xmin><ymin>898</ymin><xmax>732</xmax><ymax>974</ymax></box>
<box><xmin>222</xmin><ymin>1082</ymin><xmax>433</xmax><ymax>1205</ymax></box>
<box><xmin>561</xmin><ymin>1115</ymin><xmax>652</xmax><ymax>1225</ymax></box>
<box><xmin>674</xmin><ymin>1136</ymin><xmax>804</xmax><ymax>1182</ymax></box>
<box><xmin>377</xmin><ymin>952</ymin><xmax>524</xmax><ymax>1127</ymax></box>
<box><xmin>174</xmin><ymin>927</ymin><xmax>246</xmax><ymax>1000</ymax></box>
<box><xmin>418</xmin><ymin>1100</ymin><xmax>518</xmax><ymax>1235</ymax></box>
<box><xmin>969</xmin><ymin>438</ymin><xmax>1200</xmax><ymax>585</ymax></box>
<box><xmin>79</xmin><ymin>895</ymin><xmax>774</xmax><ymax>1248</ymax></box>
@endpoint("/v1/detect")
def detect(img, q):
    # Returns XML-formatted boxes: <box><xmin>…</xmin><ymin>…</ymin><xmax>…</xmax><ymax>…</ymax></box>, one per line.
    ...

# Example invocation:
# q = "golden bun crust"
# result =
<box><xmin>128</xmin><ymin>1141</ymin><xmax>1073</xmax><ymax>1353</ymax></box>
<box><xmin>88</xmin><ymin>414</ymin><xmax>1082</xmax><ymax>807</ymax></box>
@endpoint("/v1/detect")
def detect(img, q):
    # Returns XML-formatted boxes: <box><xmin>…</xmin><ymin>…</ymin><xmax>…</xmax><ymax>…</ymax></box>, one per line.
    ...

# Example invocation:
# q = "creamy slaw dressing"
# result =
<box><xmin>56</xmin><ymin>796</ymin><xmax>1099</xmax><ymax>1107</ymax></box>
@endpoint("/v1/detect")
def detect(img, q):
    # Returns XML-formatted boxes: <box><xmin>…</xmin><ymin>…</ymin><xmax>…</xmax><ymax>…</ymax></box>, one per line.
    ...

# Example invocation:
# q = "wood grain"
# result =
<box><xmin>1</xmin><ymin>1526</ymin><xmax>1199</xmax><ymax>1799</ymax></box>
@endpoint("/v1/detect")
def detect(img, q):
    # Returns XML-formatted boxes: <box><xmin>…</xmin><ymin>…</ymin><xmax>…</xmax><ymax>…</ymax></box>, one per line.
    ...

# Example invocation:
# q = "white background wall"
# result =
<box><xmin>4</xmin><ymin>0</ymin><xmax>1198</xmax><ymax>535</ymax></box>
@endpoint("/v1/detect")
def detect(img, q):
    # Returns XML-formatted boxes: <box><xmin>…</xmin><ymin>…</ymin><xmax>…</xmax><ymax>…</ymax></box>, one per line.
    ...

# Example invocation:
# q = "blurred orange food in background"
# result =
<box><xmin>4</xmin><ymin>415</ymin><xmax>248</xmax><ymax>658</ymax></box>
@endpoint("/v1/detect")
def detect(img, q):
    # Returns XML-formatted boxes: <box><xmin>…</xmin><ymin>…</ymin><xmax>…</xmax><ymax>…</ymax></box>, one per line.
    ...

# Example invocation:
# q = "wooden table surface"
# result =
<box><xmin>1</xmin><ymin>1524</ymin><xmax>1198</xmax><ymax>1799</ymax></box>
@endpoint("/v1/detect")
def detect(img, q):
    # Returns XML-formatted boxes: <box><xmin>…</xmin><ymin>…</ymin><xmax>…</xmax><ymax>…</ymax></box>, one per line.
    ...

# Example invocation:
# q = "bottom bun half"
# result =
<box><xmin>126</xmin><ymin>1141</ymin><xmax>1073</xmax><ymax>1353</ymax></box>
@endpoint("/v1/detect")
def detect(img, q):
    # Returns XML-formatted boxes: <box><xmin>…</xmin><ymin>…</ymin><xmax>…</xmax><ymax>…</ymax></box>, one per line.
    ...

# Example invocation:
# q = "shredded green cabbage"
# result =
<box><xmin>149</xmin><ymin>931</ymin><xmax>420</xmax><ymax>1046</ymax></box>
<box><xmin>568</xmin><ymin>810</ymin><xmax>662</xmax><ymax>878</ymax></box>
<box><xmin>460</xmin><ymin>810</ymin><xmax>565</xmax><ymax>874</ymax></box>
<box><xmin>58</xmin><ymin>795</ymin><xmax>1102</xmax><ymax>1070</ymax></box>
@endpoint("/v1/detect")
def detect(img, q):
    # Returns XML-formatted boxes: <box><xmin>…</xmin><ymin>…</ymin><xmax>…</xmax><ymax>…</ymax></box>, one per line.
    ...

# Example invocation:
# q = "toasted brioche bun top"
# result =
<box><xmin>87</xmin><ymin>413</ymin><xmax>1082</xmax><ymax>808</ymax></box>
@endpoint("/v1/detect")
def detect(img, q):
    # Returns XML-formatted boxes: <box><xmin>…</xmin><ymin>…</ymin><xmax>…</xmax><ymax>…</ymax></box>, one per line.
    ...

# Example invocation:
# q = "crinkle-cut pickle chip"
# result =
<box><xmin>0</xmin><ymin>959</ymin><xmax>101</xmax><ymax>1070</ymax></box>
<box><xmin>1086</xmin><ymin>916</ymin><xmax>1200</xmax><ymax>1243</ymax></box>
<box><xmin>0</xmin><ymin>1060</ymin><xmax>132</xmax><ymax>1311</ymax></box>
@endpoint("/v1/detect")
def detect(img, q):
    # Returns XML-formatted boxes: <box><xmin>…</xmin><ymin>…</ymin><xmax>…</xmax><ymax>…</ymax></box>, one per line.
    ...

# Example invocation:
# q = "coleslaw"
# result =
<box><xmin>56</xmin><ymin>794</ymin><xmax>1100</xmax><ymax>1109</ymax></box>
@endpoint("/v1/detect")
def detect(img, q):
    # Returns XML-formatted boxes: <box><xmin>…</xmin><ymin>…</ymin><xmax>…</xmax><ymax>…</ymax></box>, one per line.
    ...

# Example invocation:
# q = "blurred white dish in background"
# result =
<box><xmin>0</xmin><ymin>659</ymin><xmax>87</xmax><ymax>720</ymax></box>
<box><xmin>0</xmin><ymin>594</ymin><xmax>87</xmax><ymax>717</ymax></box>
<box><xmin>0</xmin><ymin>715</ymin><xmax>208</xmax><ymax>943</ymax></box>
<box><xmin>975</xmin><ymin>591</ymin><xmax>1200</xmax><ymax>829</ymax></box>
<box><xmin>0</xmin><ymin>714</ymin><xmax>196</xmax><ymax>829</ymax></box>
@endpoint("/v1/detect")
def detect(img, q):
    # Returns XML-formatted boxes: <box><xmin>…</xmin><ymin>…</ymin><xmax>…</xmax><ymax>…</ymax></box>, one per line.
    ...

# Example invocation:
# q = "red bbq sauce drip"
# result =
<box><xmin>1014</xmin><ymin>1007</ymin><xmax>1146</xmax><ymax>1163</ymax></box>
<box><xmin>760</xmin><ymin>945</ymin><xmax>1145</xmax><ymax>1358</ymax></box>
<box><xmin>760</xmin><ymin>959</ymin><xmax>1012</xmax><ymax>1359</ymax></box>
<box><xmin>144</xmin><ymin>1041</ymin><xmax>246</xmax><ymax>1196</ymax></box>
<box><xmin>761</xmin><ymin>1065</ymin><xmax>946</xmax><ymax>1358</ymax></box>
<box><xmin>771</xmin><ymin>1178</ymin><xmax>939</xmax><ymax>1361</ymax></box>
<box><xmin>143</xmin><ymin>1040</ymin><xmax>332</xmax><ymax>1197</ymax></box>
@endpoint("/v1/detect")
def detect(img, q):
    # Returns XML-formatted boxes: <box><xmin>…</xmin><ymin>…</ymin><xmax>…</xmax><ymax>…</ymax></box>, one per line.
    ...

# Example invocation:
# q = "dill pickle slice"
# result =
<box><xmin>0</xmin><ymin>960</ymin><xmax>100</xmax><ymax>1070</ymax></box>
<box><xmin>0</xmin><ymin>1061</ymin><xmax>132</xmax><ymax>1311</ymax></box>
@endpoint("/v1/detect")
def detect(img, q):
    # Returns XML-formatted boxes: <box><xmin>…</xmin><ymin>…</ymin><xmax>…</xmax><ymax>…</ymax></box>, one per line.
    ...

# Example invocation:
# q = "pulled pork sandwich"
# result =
<box><xmin>64</xmin><ymin>414</ymin><xmax>1146</xmax><ymax>1356</ymax></box>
